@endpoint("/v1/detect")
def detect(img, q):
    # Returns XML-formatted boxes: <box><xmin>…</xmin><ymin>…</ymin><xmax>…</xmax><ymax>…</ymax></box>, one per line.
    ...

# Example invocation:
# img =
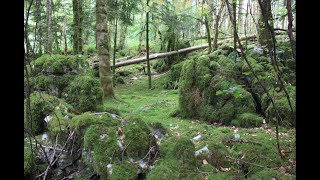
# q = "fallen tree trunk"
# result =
<box><xmin>114</xmin><ymin>34</ymin><xmax>257</xmax><ymax>68</ymax></box>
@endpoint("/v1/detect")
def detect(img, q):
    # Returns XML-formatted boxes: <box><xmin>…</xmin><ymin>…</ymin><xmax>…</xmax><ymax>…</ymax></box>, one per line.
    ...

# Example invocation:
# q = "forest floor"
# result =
<box><xmin>103</xmin><ymin>72</ymin><xmax>296</xmax><ymax>179</ymax></box>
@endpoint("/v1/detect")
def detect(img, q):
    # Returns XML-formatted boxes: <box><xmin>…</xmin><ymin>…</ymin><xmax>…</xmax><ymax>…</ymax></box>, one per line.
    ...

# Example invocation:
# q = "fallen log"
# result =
<box><xmin>114</xmin><ymin>34</ymin><xmax>257</xmax><ymax>68</ymax></box>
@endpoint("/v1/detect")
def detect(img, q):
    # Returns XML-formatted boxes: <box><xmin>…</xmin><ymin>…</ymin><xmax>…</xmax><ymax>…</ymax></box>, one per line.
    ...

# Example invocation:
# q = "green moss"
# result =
<box><xmin>263</xmin><ymin>85</ymin><xmax>296</xmax><ymax>126</ymax></box>
<box><xmin>208</xmin><ymin>173</ymin><xmax>232</xmax><ymax>180</ymax></box>
<box><xmin>206</xmin><ymin>143</ymin><xmax>230</xmax><ymax>169</ymax></box>
<box><xmin>47</xmin><ymin>108</ymin><xmax>74</xmax><ymax>138</ymax></box>
<box><xmin>63</xmin><ymin>75</ymin><xmax>103</xmax><ymax>113</ymax></box>
<box><xmin>236</xmin><ymin>113</ymin><xmax>263</xmax><ymax>128</ymax></box>
<box><xmin>164</xmin><ymin>62</ymin><xmax>184</xmax><ymax>89</ymax></box>
<box><xmin>170</xmin><ymin>137</ymin><xmax>196</xmax><ymax>168</ymax></box>
<box><xmin>25</xmin><ymin>92</ymin><xmax>73</xmax><ymax>135</ymax></box>
<box><xmin>115</xmin><ymin>77</ymin><xmax>125</xmax><ymax>84</ymax></box>
<box><xmin>147</xmin><ymin>159</ymin><xmax>201</xmax><ymax>180</ymax></box>
<box><xmin>250</xmin><ymin>169</ymin><xmax>295</xmax><ymax>180</ymax></box>
<box><xmin>110</xmin><ymin>163</ymin><xmax>137</xmax><ymax>180</ymax></box>
<box><xmin>24</xmin><ymin>140</ymin><xmax>33</xmax><ymax>176</ymax></box>
<box><xmin>124</xmin><ymin>117</ymin><xmax>151</xmax><ymax>160</ymax></box>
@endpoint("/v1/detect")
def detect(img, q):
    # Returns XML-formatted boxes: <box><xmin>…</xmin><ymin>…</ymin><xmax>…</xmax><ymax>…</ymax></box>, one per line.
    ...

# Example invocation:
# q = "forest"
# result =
<box><xmin>24</xmin><ymin>0</ymin><xmax>296</xmax><ymax>179</ymax></box>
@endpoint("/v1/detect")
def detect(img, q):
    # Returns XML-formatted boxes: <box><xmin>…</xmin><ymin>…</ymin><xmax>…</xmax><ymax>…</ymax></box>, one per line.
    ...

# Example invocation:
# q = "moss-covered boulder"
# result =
<box><xmin>164</xmin><ymin>61</ymin><xmax>184</xmax><ymax>89</ymax></box>
<box><xmin>63</xmin><ymin>75</ymin><xmax>103</xmax><ymax>113</ymax></box>
<box><xmin>24</xmin><ymin>92</ymin><xmax>74</xmax><ymax>135</ymax></box>
<box><xmin>30</xmin><ymin>54</ymin><xmax>88</xmax><ymax>97</ymax></box>
<box><xmin>110</xmin><ymin>163</ymin><xmax>137</xmax><ymax>180</ymax></box>
<box><xmin>146</xmin><ymin>159</ymin><xmax>201</xmax><ymax>180</ymax></box>
<box><xmin>178</xmin><ymin>55</ymin><xmax>256</xmax><ymax>124</ymax></box>
<box><xmin>231</xmin><ymin>113</ymin><xmax>263</xmax><ymax>128</ymax></box>
<box><xmin>80</xmin><ymin>115</ymin><xmax>152</xmax><ymax>178</ymax></box>
<box><xmin>262</xmin><ymin>85</ymin><xmax>296</xmax><ymax>126</ymax></box>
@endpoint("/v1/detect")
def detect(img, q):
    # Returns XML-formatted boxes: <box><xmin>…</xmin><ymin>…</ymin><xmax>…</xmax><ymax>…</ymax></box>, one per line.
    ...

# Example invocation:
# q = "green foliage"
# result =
<box><xmin>110</xmin><ymin>163</ymin><xmax>137</xmax><ymax>180</ymax></box>
<box><xmin>153</xmin><ymin>59</ymin><xmax>169</xmax><ymax>73</ymax></box>
<box><xmin>236</xmin><ymin>113</ymin><xmax>263</xmax><ymax>128</ymax></box>
<box><xmin>63</xmin><ymin>75</ymin><xmax>103</xmax><ymax>113</ymax></box>
<box><xmin>47</xmin><ymin>105</ymin><xmax>75</xmax><ymax>138</ymax></box>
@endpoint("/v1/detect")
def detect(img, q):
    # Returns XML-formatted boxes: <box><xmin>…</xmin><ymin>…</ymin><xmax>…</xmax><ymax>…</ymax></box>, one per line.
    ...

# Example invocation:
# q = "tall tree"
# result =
<box><xmin>146</xmin><ymin>0</ymin><xmax>151</xmax><ymax>89</ymax></box>
<box><xmin>97</xmin><ymin>0</ymin><xmax>114</xmax><ymax>97</ymax></box>
<box><xmin>73</xmin><ymin>0</ymin><xmax>83</xmax><ymax>54</ymax></box>
<box><xmin>46</xmin><ymin>0</ymin><xmax>53</xmax><ymax>54</ymax></box>
<box><xmin>286</xmin><ymin>0</ymin><xmax>295</xmax><ymax>60</ymax></box>
<box><xmin>118</xmin><ymin>22</ymin><xmax>128</xmax><ymax>50</ymax></box>
<box><xmin>257</xmin><ymin>0</ymin><xmax>273</xmax><ymax>46</ymax></box>
<box><xmin>213</xmin><ymin>1</ymin><xmax>225</xmax><ymax>50</ymax></box>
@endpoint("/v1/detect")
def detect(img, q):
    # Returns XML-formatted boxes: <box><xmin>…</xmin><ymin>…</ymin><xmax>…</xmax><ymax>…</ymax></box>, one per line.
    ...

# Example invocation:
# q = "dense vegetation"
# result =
<box><xmin>24</xmin><ymin>0</ymin><xmax>295</xmax><ymax>179</ymax></box>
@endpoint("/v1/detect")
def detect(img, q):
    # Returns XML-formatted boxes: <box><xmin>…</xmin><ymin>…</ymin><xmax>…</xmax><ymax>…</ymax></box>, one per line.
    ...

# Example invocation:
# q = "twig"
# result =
<box><xmin>226</xmin><ymin>155</ymin><xmax>265</xmax><ymax>168</ymax></box>
<box><xmin>26</xmin><ymin>142</ymin><xmax>67</xmax><ymax>152</ymax></box>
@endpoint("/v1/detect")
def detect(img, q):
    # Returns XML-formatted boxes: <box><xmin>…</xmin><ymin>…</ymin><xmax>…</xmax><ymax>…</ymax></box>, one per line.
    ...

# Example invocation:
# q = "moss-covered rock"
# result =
<box><xmin>63</xmin><ymin>75</ymin><xmax>103</xmax><ymax>113</ymax></box>
<box><xmin>146</xmin><ymin>159</ymin><xmax>201</xmax><ymax>180</ymax></box>
<box><xmin>232</xmin><ymin>113</ymin><xmax>263</xmax><ymax>128</ymax></box>
<box><xmin>164</xmin><ymin>61</ymin><xmax>184</xmax><ymax>89</ymax></box>
<box><xmin>115</xmin><ymin>77</ymin><xmax>125</xmax><ymax>84</ymax></box>
<box><xmin>32</xmin><ymin>54</ymin><xmax>88</xmax><ymax>75</ymax></box>
<box><xmin>178</xmin><ymin>55</ymin><xmax>256</xmax><ymax>125</ymax></box>
<box><xmin>124</xmin><ymin>117</ymin><xmax>152</xmax><ymax>160</ymax></box>
<box><xmin>110</xmin><ymin>163</ymin><xmax>137</xmax><ymax>180</ymax></box>
<box><xmin>262</xmin><ymin>85</ymin><xmax>296</xmax><ymax>126</ymax></box>
<box><xmin>30</xmin><ymin>54</ymin><xmax>89</xmax><ymax>97</ymax></box>
<box><xmin>25</xmin><ymin>92</ymin><xmax>74</xmax><ymax>135</ymax></box>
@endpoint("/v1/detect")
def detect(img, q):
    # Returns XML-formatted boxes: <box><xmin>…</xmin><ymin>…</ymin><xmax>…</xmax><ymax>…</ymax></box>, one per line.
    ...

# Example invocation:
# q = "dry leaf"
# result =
<box><xmin>279</xmin><ymin>166</ymin><xmax>286</xmax><ymax>173</ymax></box>
<box><xmin>220</xmin><ymin>167</ymin><xmax>230</xmax><ymax>172</ymax></box>
<box><xmin>280</xmin><ymin>149</ymin><xmax>286</xmax><ymax>157</ymax></box>
<box><xmin>203</xmin><ymin>159</ymin><xmax>208</xmax><ymax>165</ymax></box>
<box><xmin>251</xmin><ymin>134</ymin><xmax>257</xmax><ymax>137</ymax></box>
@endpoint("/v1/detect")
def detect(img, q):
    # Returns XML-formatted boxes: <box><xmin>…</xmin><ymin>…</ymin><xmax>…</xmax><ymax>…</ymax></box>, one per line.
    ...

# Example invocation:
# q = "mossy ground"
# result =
<box><xmin>103</xmin><ymin>73</ymin><xmax>295</xmax><ymax>179</ymax></box>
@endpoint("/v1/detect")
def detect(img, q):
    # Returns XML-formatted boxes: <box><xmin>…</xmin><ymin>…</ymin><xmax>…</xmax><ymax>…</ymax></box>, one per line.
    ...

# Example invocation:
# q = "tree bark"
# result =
<box><xmin>73</xmin><ymin>0</ymin><xmax>83</xmax><ymax>54</ymax></box>
<box><xmin>113</xmin><ymin>17</ymin><xmax>118</xmax><ymax>87</ymax></box>
<box><xmin>286</xmin><ymin>0</ymin><xmax>296</xmax><ymax>60</ymax></box>
<box><xmin>257</xmin><ymin>0</ymin><xmax>273</xmax><ymax>46</ymax></box>
<box><xmin>146</xmin><ymin>0</ymin><xmax>152</xmax><ymax>89</ymax></box>
<box><xmin>138</xmin><ymin>8</ymin><xmax>144</xmax><ymax>51</ymax></box>
<box><xmin>233</xmin><ymin>1</ymin><xmax>237</xmax><ymax>58</ymax></box>
<box><xmin>46</xmin><ymin>0</ymin><xmax>53</xmax><ymax>54</ymax></box>
<box><xmin>63</xmin><ymin>6</ymin><xmax>68</xmax><ymax>54</ymax></box>
<box><xmin>96</xmin><ymin>0</ymin><xmax>114</xmax><ymax>97</ymax></box>
<box><xmin>204</xmin><ymin>14</ymin><xmax>212</xmax><ymax>54</ymax></box>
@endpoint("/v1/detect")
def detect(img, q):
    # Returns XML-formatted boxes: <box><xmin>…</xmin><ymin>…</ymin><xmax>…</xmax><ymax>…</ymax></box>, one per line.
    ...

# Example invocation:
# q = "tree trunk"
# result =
<box><xmin>73</xmin><ymin>0</ymin><xmax>83</xmax><ymax>54</ymax></box>
<box><xmin>46</xmin><ymin>0</ymin><xmax>53</xmax><ymax>54</ymax></box>
<box><xmin>257</xmin><ymin>0</ymin><xmax>272</xmax><ymax>46</ymax></box>
<box><xmin>96</xmin><ymin>0</ymin><xmax>114</xmax><ymax>97</ymax></box>
<box><xmin>63</xmin><ymin>7</ymin><xmax>68</xmax><ymax>54</ymax></box>
<box><xmin>286</xmin><ymin>0</ymin><xmax>296</xmax><ymax>60</ymax></box>
<box><xmin>138</xmin><ymin>9</ymin><xmax>144</xmax><ymax>51</ymax></box>
<box><xmin>113</xmin><ymin>18</ymin><xmax>118</xmax><ymax>87</ymax></box>
<box><xmin>238</xmin><ymin>0</ymin><xmax>243</xmax><ymax>34</ymax></box>
<box><xmin>115</xmin><ymin>34</ymin><xmax>257</xmax><ymax>68</ymax></box>
<box><xmin>233</xmin><ymin>1</ymin><xmax>237</xmax><ymax>57</ymax></box>
<box><xmin>146</xmin><ymin>0</ymin><xmax>152</xmax><ymax>89</ymax></box>
<box><xmin>213</xmin><ymin>2</ymin><xmax>225</xmax><ymax>49</ymax></box>
<box><xmin>118</xmin><ymin>22</ymin><xmax>127</xmax><ymax>50</ymax></box>
<box><xmin>204</xmin><ymin>14</ymin><xmax>212</xmax><ymax>54</ymax></box>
